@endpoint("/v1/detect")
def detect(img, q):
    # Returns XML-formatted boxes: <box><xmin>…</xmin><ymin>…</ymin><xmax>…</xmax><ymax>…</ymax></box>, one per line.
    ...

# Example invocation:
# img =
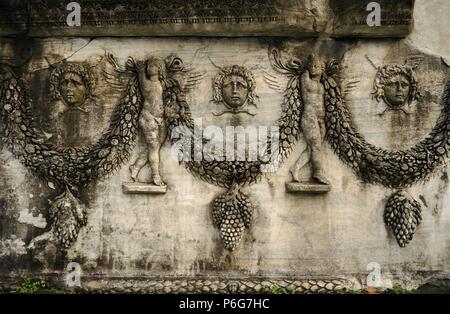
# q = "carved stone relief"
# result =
<box><xmin>46</xmin><ymin>61</ymin><xmax>102</xmax><ymax>147</ymax></box>
<box><xmin>265</xmin><ymin>51</ymin><xmax>332</xmax><ymax>193</ymax></box>
<box><xmin>212</xmin><ymin>64</ymin><xmax>258</xmax><ymax>116</ymax></box>
<box><xmin>0</xmin><ymin>38</ymin><xmax>449</xmax><ymax>258</ymax></box>
<box><xmin>324</xmin><ymin>56</ymin><xmax>447</xmax><ymax>247</ymax></box>
<box><xmin>287</xmin><ymin>54</ymin><xmax>331</xmax><ymax>192</ymax></box>
<box><xmin>0</xmin><ymin>0</ymin><xmax>449</xmax><ymax>295</ymax></box>
<box><xmin>263</xmin><ymin>45</ymin><xmax>449</xmax><ymax>247</ymax></box>
<box><xmin>0</xmin><ymin>55</ymin><xmax>144</xmax><ymax>249</ymax></box>
<box><xmin>369</xmin><ymin>57</ymin><xmax>423</xmax><ymax>115</ymax></box>
<box><xmin>384</xmin><ymin>191</ymin><xmax>423</xmax><ymax>247</ymax></box>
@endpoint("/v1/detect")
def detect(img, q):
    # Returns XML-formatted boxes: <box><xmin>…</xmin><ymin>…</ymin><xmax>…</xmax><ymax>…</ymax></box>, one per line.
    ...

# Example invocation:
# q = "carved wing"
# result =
<box><xmin>341</xmin><ymin>77</ymin><xmax>361</xmax><ymax>97</ymax></box>
<box><xmin>183</xmin><ymin>69</ymin><xmax>204</xmax><ymax>93</ymax></box>
<box><xmin>263</xmin><ymin>71</ymin><xmax>287</xmax><ymax>93</ymax></box>
<box><xmin>165</xmin><ymin>55</ymin><xmax>204</xmax><ymax>94</ymax></box>
<box><xmin>268</xmin><ymin>47</ymin><xmax>305</xmax><ymax>75</ymax></box>
<box><xmin>266</xmin><ymin>47</ymin><xmax>304</xmax><ymax>106</ymax></box>
<box><xmin>101</xmin><ymin>52</ymin><xmax>138</xmax><ymax>92</ymax></box>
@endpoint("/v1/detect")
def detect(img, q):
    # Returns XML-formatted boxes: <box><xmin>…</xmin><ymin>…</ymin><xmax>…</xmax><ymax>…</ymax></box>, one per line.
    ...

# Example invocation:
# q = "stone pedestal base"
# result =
<box><xmin>286</xmin><ymin>182</ymin><xmax>331</xmax><ymax>194</ymax></box>
<box><xmin>122</xmin><ymin>182</ymin><xmax>167</xmax><ymax>194</ymax></box>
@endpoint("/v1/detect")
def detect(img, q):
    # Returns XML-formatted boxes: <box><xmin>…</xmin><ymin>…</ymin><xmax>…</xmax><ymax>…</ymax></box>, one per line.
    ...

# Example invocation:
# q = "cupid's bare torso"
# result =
<box><xmin>138</xmin><ymin>70</ymin><xmax>165</xmax><ymax>120</ymax></box>
<box><xmin>301</xmin><ymin>71</ymin><xmax>325</xmax><ymax>120</ymax></box>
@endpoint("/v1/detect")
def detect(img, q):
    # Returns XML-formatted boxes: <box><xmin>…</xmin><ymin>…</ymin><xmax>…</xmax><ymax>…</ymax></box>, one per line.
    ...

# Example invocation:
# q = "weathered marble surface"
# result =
<box><xmin>0</xmin><ymin>0</ymin><xmax>414</xmax><ymax>38</ymax></box>
<box><xmin>0</xmin><ymin>0</ymin><xmax>449</xmax><ymax>293</ymax></box>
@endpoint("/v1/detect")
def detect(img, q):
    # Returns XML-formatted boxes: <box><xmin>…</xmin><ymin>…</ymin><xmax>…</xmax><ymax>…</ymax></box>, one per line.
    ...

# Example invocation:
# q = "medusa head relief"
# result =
<box><xmin>212</xmin><ymin>64</ymin><xmax>258</xmax><ymax>116</ymax></box>
<box><xmin>372</xmin><ymin>64</ymin><xmax>422</xmax><ymax>113</ymax></box>
<box><xmin>49</xmin><ymin>62</ymin><xmax>95</xmax><ymax>111</ymax></box>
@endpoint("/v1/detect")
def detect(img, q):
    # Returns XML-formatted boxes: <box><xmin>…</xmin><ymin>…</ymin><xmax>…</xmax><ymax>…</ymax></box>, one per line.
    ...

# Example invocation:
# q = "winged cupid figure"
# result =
<box><xmin>267</xmin><ymin>51</ymin><xmax>328</xmax><ymax>185</ymax></box>
<box><xmin>104</xmin><ymin>53</ymin><xmax>203</xmax><ymax>187</ymax></box>
<box><xmin>266</xmin><ymin>49</ymin><xmax>359</xmax><ymax>187</ymax></box>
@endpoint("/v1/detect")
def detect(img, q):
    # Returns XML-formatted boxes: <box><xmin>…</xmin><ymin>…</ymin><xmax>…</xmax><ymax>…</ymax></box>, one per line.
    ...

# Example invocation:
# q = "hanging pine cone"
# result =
<box><xmin>384</xmin><ymin>191</ymin><xmax>422</xmax><ymax>247</ymax></box>
<box><xmin>48</xmin><ymin>187</ymin><xmax>88</xmax><ymax>249</ymax></box>
<box><xmin>212</xmin><ymin>188</ymin><xmax>253</xmax><ymax>250</ymax></box>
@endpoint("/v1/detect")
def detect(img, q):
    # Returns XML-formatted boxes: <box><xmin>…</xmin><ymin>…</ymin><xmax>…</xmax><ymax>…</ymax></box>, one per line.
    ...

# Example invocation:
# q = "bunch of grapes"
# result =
<box><xmin>212</xmin><ymin>190</ymin><xmax>253</xmax><ymax>250</ymax></box>
<box><xmin>384</xmin><ymin>191</ymin><xmax>422</xmax><ymax>247</ymax></box>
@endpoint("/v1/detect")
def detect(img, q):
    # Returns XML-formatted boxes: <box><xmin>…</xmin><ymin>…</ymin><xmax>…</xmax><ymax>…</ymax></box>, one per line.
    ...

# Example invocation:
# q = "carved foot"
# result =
<box><xmin>152</xmin><ymin>174</ymin><xmax>166</xmax><ymax>186</ymax></box>
<box><xmin>129</xmin><ymin>165</ymin><xmax>139</xmax><ymax>182</ymax></box>
<box><xmin>289</xmin><ymin>169</ymin><xmax>301</xmax><ymax>183</ymax></box>
<box><xmin>313</xmin><ymin>172</ymin><xmax>330</xmax><ymax>185</ymax></box>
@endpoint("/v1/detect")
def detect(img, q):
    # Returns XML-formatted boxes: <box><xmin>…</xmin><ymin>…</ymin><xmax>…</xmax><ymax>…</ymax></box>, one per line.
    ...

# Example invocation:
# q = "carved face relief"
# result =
<box><xmin>59</xmin><ymin>72</ymin><xmax>87</xmax><ymax>107</ymax></box>
<box><xmin>221</xmin><ymin>74</ymin><xmax>249</xmax><ymax>109</ymax></box>
<box><xmin>50</xmin><ymin>62</ymin><xmax>94</xmax><ymax>109</ymax></box>
<box><xmin>308</xmin><ymin>55</ymin><xmax>324</xmax><ymax>78</ymax></box>
<box><xmin>372</xmin><ymin>64</ymin><xmax>421</xmax><ymax>111</ymax></box>
<box><xmin>212</xmin><ymin>64</ymin><xmax>257</xmax><ymax>115</ymax></box>
<box><xmin>383</xmin><ymin>74</ymin><xmax>411</xmax><ymax>108</ymax></box>
<box><xmin>145</xmin><ymin>58</ymin><xmax>165</xmax><ymax>80</ymax></box>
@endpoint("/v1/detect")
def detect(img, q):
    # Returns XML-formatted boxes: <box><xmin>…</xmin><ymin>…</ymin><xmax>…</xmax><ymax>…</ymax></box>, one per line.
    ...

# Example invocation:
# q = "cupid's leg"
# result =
<box><xmin>130</xmin><ymin>150</ymin><xmax>148</xmax><ymax>182</ymax></box>
<box><xmin>129</xmin><ymin>129</ymin><xmax>148</xmax><ymax>182</ymax></box>
<box><xmin>145</xmin><ymin>116</ymin><xmax>166</xmax><ymax>186</ymax></box>
<box><xmin>159</xmin><ymin>119</ymin><xmax>168</xmax><ymax>144</ymax></box>
<box><xmin>301</xmin><ymin>115</ymin><xmax>329</xmax><ymax>185</ymax></box>
<box><xmin>290</xmin><ymin>144</ymin><xmax>311</xmax><ymax>182</ymax></box>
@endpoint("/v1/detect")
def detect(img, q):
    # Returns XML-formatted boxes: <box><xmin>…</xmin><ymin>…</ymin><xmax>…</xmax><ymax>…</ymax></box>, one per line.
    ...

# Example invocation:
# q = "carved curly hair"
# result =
<box><xmin>49</xmin><ymin>62</ymin><xmax>94</xmax><ymax>100</ymax></box>
<box><xmin>212</xmin><ymin>64</ymin><xmax>258</xmax><ymax>109</ymax></box>
<box><xmin>372</xmin><ymin>64</ymin><xmax>422</xmax><ymax>106</ymax></box>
